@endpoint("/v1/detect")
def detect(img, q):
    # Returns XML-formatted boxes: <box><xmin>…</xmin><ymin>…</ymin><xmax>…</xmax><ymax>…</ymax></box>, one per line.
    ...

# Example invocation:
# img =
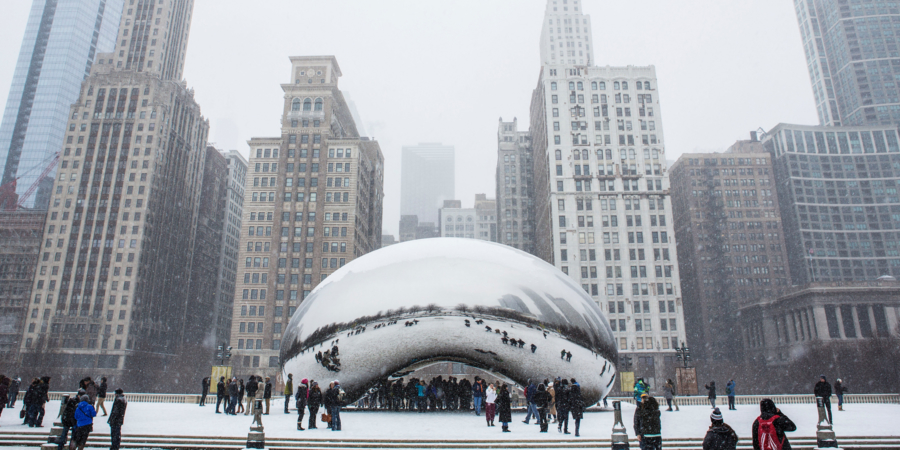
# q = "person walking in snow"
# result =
<box><xmin>705</xmin><ymin>381</ymin><xmax>717</xmax><ymax>409</ymax></box>
<box><xmin>726</xmin><ymin>380</ymin><xmax>736</xmax><ymax>410</ymax></box>
<box><xmin>263</xmin><ymin>377</ymin><xmax>272</xmax><ymax>415</ymax></box>
<box><xmin>633</xmin><ymin>395</ymin><xmax>662</xmax><ymax>450</ymax></box>
<box><xmin>200</xmin><ymin>377</ymin><xmax>209</xmax><ymax>407</ymax></box>
<box><xmin>556</xmin><ymin>378</ymin><xmax>570</xmax><ymax>434</ymax></box>
<box><xmin>227</xmin><ymin>378</ymin><xmax>239</xmax><ymax>415</ymax></box>
<box><xmin>295</xmin><ymin>378</ymin><xmax>309</xmax><ymax>430</ymax></box>
<box><xmin>215</xmin><ymin>377</ymin><xmax>227</xmax><ymax>413</ymax></box>
<box><xmin>96</xmin><ymin>377</ymin><xmax>108</xmax><ymax>416</ymax></box>
<box><xmin>834</xmin><ymin>378</ymin><xmax>847</xmax><ymax>411</ymax></box>
<box><xmin>283</xmin><ymin>374</ymin><xmax>293</xmax><ymax>414</ymax></box>
<box><xmin>752</xmin><ymin>399</ymin><xmax>796</xmax><ymax>450</ymax></box>
<box><xmin>56</xmin><ymin>391</ymin><xmax>79</xmax><ymax>450</ymax></box>
<box><xmin>534</xmin><ymin>383</ymin><xmax>551</xmax><ymax>433</ymax></box>
<box><xmin>236</xmin><ymin>378</ymin><xmax>245</xmax><ymax>414</ymax></box>
<box><xmin>71</xmin><ymin>395</ymin><xmax>96</xmax><ymax>450</ymax></box>
<box><xmin>484</xmin><ymin>383</ymin><xmax>497</xmax><ymax>427</ymax></box>
<box><xmin>472</xmin><ymin>378</ymin><xmax>485</xmax><ymax>416</ymax></box>
<box><xmin>7</xmin><ymin>377</ymin><xmax>20</xmax><ymax>408</ymax></box>
<box><xmin>703</xmin><ymin>407</ymin><xmax>738</xmax><ymax>450</ymax></box>
<box><xmin>0</xmin><ymin>376</ymin><xmax>8</xmax><ymax>419</ymax></box>
<box><xmin>569</xmin><ymin>378</ymin><xmax>585</xmax><ymax>437</ymax></box>
<box><xmin>107</xmin><ymin>389</ymin><xmax>127</xmax><ymax>450</ymax></box>
<box><xmin>497</xmin><ymin>384</ymin><xmax>512</xmax><ymax>432</ymax></box>
<box><xmin>814</xmin><ymin>375</ymin><xmax>833</xmax><ymax>424</ymax></box>
<box><xmin>307</xmin><ymin>381</ymin><xmax>322</xmax><ymax>429</ymax></box>
<box><xmin>663</xmin><ymin>379</ymin><xmax>679</xmax><ymax>411</ymax></box>
<box><xmin>522</xmin><ymin>380</ymin><xmax>538</xmax><ymax>424</ymax></box>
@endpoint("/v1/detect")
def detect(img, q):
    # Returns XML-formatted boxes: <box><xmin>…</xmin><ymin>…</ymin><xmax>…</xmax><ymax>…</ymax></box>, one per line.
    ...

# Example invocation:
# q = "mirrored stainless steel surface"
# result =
<box><xmin>281</xmin><ymin>238</ymin><xmax>618</xmax><ymax>405</ymax></box>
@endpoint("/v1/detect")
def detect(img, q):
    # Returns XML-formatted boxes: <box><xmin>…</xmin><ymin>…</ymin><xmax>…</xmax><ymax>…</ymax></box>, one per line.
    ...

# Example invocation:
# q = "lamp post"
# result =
<box><xmin>216</xmin><ymin>342</ymin><xmax>232</xmax><ymax>366</ymax></box>
<box><xmin>675</xmin><ymin>343</ymin><xmax>691</xmax><ymax>368</ymax></box>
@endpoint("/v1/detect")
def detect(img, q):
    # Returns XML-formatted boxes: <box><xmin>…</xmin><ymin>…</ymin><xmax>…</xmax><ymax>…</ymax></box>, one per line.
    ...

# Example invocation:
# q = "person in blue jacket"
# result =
<box><xmin>72</xmin><ymin>395</ymin><xmax>97</xmax><ymax>450</ymax></box>
<box><xmin>726</xmin><ymin>380</ymin><xmax>736</xmax><ymax>410</ymax></box>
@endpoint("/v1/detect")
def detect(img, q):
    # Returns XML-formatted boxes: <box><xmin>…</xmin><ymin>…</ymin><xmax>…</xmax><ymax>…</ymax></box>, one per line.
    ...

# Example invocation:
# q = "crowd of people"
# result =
<box><xmin>212</xmin><ymin>375</ymin><xmax>274</xmax><ymax>416</ymax></box>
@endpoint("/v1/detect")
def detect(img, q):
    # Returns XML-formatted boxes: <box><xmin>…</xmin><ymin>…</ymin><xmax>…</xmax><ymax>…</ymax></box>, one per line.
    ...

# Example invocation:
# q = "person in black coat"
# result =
<box><xmin>8</xmin><ymin>377</ymin><xmax>20</xmax><ymax>408</ymax></box>
<box><xmin>244</xmin><ymin>376</ymin><xmax>258</xmax><ymax>416</ymax></box>
<box><xmin>705</xmin><ymin>381</ymin><xmax>717</xmax><ymax>409</ymax></box>
<box><xmin>556</xmin><ymin>379</ymin><xmax>570</xmax><ymax>434</ymax></box>
<box><xmin>227</xmin><ymin>378</ymin><xmax>239</xmax><ymax>415</ymax></box>
<box><xmin>497</xmin><ymin>384</ymin><xmax>512</xmax><ymax>432</ymax></box>
<box><xmin>237</xmin><ymin>379</ymin><xmax>245</xmax><ymax>414</ymax></box>
<box><xmin>752</xmin><ymin>399</ymin><xmax>796</xmax><ymax>450</ymax></box>
<box><xmin>813</xmin><ymin>375</ymin><xmax>833</xmax><ymax>424</ymax></box>
<box><xmin>307</xmin><ymin>382</ymin><xmax>322</xmax><ymax>429</ymax></box>
<box><xmin>107</xmin><ymin>389</ymin><xmax>127</xmax><ymax>450</ymax></box>
<box><xmin>263</xmin><ymin>377</ymin><xmax>272</xmax><ymax>415</ymax></box>
<box><xmin>35</xmin><ymin>376</ymin><xmax>50</xmax><ymax>427</ymax></box>
<box><xmin>22</xmin><ymin>378</ymin><xmax>39</xmax><ymax>426</ymax></box>
<box><xmin>634</xmin><ymin>395</ymin><xmax>662</xmax><ymax>450</ymax></box>
<box><xmin>295</xmin><ymin>379</ymin><xmax>309</xmax><ymax>430</ymax></box>
<box><xmin>534</xmin><ymin>384</ymin><xmax>551</xmax><ymax>433</ymax></box>
<box><xmin>703</xmin><ymin>407</ymin><xmax>738</xmax><ymax>450</ymax></box>
<box><xmin>56</xmin><ymin>393</ymin><xmax>79</xmax><ymax>450</ymax></box>
<box><xmin>568</xmin><ymin>379</ymin><xmax>585</xmax><ymax>437</ymax></box>
<box><xmin>96</xmin><ymin>378</ymin><xmax>108</xmax><ymax>416</ymax></box>
<box><xmin>215</xmin><ymin>377</ymin><xmax>227</xmax><ymax>413</ymax></box>
<box><xmin>200</xmin><ymin>377</ymin><xmax>209</xmax><ymax>407</ymax></box>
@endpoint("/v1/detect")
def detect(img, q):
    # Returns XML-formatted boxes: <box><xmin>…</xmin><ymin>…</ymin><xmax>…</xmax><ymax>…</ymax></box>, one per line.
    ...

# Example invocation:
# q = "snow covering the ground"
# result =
<box><xmin>1</xmin><ymin>401</ymin><xmax>897</xmax><ymax>440</ymax></box>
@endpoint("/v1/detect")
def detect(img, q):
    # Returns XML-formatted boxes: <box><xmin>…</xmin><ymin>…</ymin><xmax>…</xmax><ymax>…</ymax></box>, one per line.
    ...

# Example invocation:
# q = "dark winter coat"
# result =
<box><xmin>726</xmin><ymin>381</ymin><xmax>735</xmax><ymax>397</ymax></box>
<box><xmin>0</xmin><ymin>382</ymin><xmax>8</xmax><ymax>406</ymax></box>
<box><xmin>525</xmin><ymin>382</ymin><xmax>536</xmax><ymax>403</ymax></box>
<box><xmin>295</xmin><ymin>384</ymin><xmax>309</xmax><ymax>409</ymax></box>
<box><xmin>706</xmin><ymin>382</ymin><xmax>717</xmax><ymax>400</ymax></box>
<box><xmin>107</xmin><ymin>396</ymin><xmax>127</xmax><ymax>427</ymax></box>
<box><xmin>246</xmin><ymin>379</ymin><xmax>259</xmax><ymax>397</ymax></box>
<box><xmin>23</xmin><ymin>383</ymin><xmax>38</xmax><ymax>406</ymax></box>
<box><xmin>324</xmin><ymin>386</ymin><xmax>340</xmax><ymax>409</ymax></box>
<box><xmin>555</xmin><ymin>384</ymin><xmax>570</xmax><ymax>411</ymax></box>
<box><xmin>85</xmin><ymin>382</ymin><xmax>97</xmax><ymax>404</ymax></box>
<box><xmin>238</xmin><ymin>382</ymin><xmax>245</xmax><ymax>400</ymax></box>
<box><xmin>9</xmin><ymin>379</ymin><xmax>19</xmax><ymax>398</ymax></box>
<box><xmin>472</xmin><ymin>381</ymin><xmax>484</xmax><ymax>397</ymax></box>
<box><xmin>814</xmin><ymin>380</ymin><xmax>832</xmax><ymax>398</ymax></box>
<box><xmin>264</xmin><ymin>382</ymin><xmax>272</xmax><ymax>399</ymax></box>
<box><xmin>703</xmin><ymin>423</ymin><xmax>739</xmax><ymax>450</ymax></box>
<box><xmin>61</xmin><ymin>396</ymin><xmax>79</xmax><ymax>428</ymax></box>
<box><xmin>37</xmin><ymin>379</ymin><xmax>50</xmax><ymax>405</ymax></box>
<box><xmin>569</xmin><ymin>384</ymin><xmax>585</xmax><ymax>419</ymax></box>
<box><xmin>201</xmin><ymin>378</ymin><xmax>209</xmax><ymax>395</ymax></box>
<box><xmin>308</xmin><ymin>387</ymin><xmax>322</xmax><ymax>408</ymax></box>
<box><xmin>217</xmin><ymin>381</ymin><xmax>226</xmax><ymax>397</ymax></box>
<box><xmin>833</xmin><ymin>381</ymin><xmax>846</xmax><ymax>395</ymax></box>
<box><xmin>752</xmin><ymin>400</ymin><xmax>796</xmax><ymax>450</ymax></box>
<box><xmin>496</xmin><ymin>387</ymin><xmax>512</xmax><ymax>423</ymax></box>
<box><xmin>633</xmin><ymin>397</ymin><xmax>662</xmax><ymax>437</ymax></box>
<box><xmin>534</xmin><ymin>387</ymin><xmax>550</xmax><ymax>410</ymax></box>
<box><xmin>98</xmin><ymin>381</ymin><xmax>108</xmax><ymax>399</ymax></box>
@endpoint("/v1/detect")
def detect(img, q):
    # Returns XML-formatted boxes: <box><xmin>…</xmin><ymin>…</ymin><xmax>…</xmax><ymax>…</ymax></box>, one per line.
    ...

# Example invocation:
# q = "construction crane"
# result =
<box><xmin>0</xmin><ymin>152</ymin><xmax>60</xmax><ymax>211</ymax></box>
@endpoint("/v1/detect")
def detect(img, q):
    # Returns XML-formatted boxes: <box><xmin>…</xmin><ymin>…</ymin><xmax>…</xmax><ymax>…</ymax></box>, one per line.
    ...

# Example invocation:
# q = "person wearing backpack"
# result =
<box><xmin>56</xmin><ymin>393</ymin><xmax>80</xmax><ymax>450</ymax></box>
<box><xmin>71</xmin><ymin>394</ymin><xmax>96</xmax><ymax>450</ymax></box>
<box><xmin>703</xmin><ymin>407</ymin><xmax>738</xmax><ymax>450</ymax></box>
<box><xmin>752</xmin><ymin>399</ymin><xmax>796</xmax><ymax>450</ymax></box>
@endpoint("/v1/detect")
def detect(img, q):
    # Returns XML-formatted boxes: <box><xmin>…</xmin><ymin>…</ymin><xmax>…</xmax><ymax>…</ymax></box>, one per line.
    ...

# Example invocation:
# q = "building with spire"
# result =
<box><xmin>528</xmin><ymin>0</ymin><xmax>685</xmax><ymax>391</ymax></box>
<box><xmin>0</xmin><ymin>0</ymin><xmax>126</xmax><ymax>209</ymax></box>
<box><xmin>539</xmin><ymin>0</ymin><xmax>594</xmax><ymax>66</ymax></box>
<box><xmin>18</xmin><ymin>0</ymin><xmax>225</xmax><ymax>392</ymax></box>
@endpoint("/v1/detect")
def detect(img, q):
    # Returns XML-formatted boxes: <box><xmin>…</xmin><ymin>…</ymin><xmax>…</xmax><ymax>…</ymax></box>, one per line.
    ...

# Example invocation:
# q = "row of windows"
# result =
<box><xmin>608</xmin><ymin>318</ymin><xmax>678</xmax><ymax>333</ymax></box>
<box><xmin>577</xmin><ymin>265</ymin><xmax>675</xmax><ymax>279</ymax></box>
<box><xmin>290</xmin><ymin>98</ymin><xmax>324</xmax><ymax>112</ymax></box>
<box><xmin>559</xmin><ymin>247</ymin><xmax>672</xmax><ymax>262</ymax></box>
<box><xmin>550</xmin><ymin>80</ymin><xmax>653</xmax><ymax>91</ymax></box>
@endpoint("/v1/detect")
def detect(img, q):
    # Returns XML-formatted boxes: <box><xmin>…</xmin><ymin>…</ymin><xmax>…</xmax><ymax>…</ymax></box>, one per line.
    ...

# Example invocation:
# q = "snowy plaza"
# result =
<box><xmin>1</xmin><ymin>399</ymin><xmax>899</xmax><ymax>448</ymax></box>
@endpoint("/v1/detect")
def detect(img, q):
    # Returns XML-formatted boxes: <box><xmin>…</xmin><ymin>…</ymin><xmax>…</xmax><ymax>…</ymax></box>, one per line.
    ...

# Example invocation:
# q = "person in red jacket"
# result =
<box><xmin>752</xmin><ymin>399</ymin><xmax>796</xmax><ymax>450</ymax></box>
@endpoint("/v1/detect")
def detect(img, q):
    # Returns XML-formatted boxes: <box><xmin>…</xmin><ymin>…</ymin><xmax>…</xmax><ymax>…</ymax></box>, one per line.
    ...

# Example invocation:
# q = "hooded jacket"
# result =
<box><xmin>61</xmin><ymin>396</ymin><xmax>79</xmax><ymax>428</ymax></box>
<box><xmin>752</xmin><ymin>399</ymin><xmax>796</xmax><ymax>450</ymax></box>
<box><xmin>633</xmin><ymin>396</ymin><xmax>661</xmax><ymax>437</ymax></box>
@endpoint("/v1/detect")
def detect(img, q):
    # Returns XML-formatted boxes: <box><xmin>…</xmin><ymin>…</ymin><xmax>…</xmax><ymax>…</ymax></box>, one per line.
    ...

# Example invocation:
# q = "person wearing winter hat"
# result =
<box><xmin>633</xmin><ymin>395</ymin><xmax>661</xmax><ymax>450</ymax></box>
<box><xmin>813</xmin><ymin>375</ymin><xmax>833</xmax><ymax>424</ymax></box>
<box><xmin>307</xmin><ymin>381</ymin><xmax>322</xmax><ymax>429</ymax></box>
<box><xmin>833</xmin><ymin>378</ymin><xmax>847</xmax><ymax>411</ymax></box>
<box><xmin>107</xmin><ymin>389</ymin><xmax>127</xmax><ymax>450</ymax></box>
<box><xmin>752</xmin><ymin>399</ymin><xmax>796</xmax><ymax>450</ymax></box>
<box><xmin>295</xmin><ymin>378</ymin><xmax>309</xmax><ymax>430</ymax></box>
<box><xmin>702</xmin><ymin>407</ymin><xmax>738</xmax><ymax>450</ymax></box>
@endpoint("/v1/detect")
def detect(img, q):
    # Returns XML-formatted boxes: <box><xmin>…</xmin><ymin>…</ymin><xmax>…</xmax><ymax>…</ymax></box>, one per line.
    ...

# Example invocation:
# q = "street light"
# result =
<box><xmin>619</xmin><ymin>354</ymin><xmax>633</xmax><ymax>372</ymax></box>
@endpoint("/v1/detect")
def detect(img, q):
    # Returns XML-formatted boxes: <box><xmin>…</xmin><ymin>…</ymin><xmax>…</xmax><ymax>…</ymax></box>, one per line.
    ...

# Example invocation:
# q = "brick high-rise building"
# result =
<box><xmin>18</xmin><ymin>0</ymin><xmax>221</xmax><ymax>392</ymax></box>
<box><xmin>496</xmin><ymin>118</ymin><xmax>535</xmax><ymax>253</ymax></box>
<box><xmin>230</xmin><ymin>56</ymin><xmax>384</xmax><ymax>380</ymax></box>
<box><xmin>670</xmin><ymin>137</ymin><xmax>792</xmax><ymax>361</ymax></box>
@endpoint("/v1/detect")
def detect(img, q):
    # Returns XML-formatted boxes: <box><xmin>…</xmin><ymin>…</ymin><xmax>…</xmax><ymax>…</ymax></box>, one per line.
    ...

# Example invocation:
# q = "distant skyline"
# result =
<box><xmin>0</xmin><ymin>0</ymin><xmax>819</xmax><ymax>234</ymax></box>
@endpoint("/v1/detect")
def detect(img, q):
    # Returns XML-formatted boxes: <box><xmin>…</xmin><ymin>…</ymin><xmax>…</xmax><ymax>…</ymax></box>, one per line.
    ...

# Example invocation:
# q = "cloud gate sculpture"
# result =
<box><xmin>280</xmin><ymin>238</ymin><xmax>618</xmax><ymax>405</ymax></box>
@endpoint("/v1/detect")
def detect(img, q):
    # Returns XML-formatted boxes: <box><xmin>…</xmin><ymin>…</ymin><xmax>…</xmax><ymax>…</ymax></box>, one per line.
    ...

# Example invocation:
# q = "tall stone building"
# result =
<box><xmin>794</xmin><ymin>0</ymin><xmax>900</xmax><ymax>126</ymax></box>
<box><xmin>670</xmin><ymin>137</ymin><xmax>792</xmax><ymax>361</ymax></box>
<box><xmin>17</xmin><ymin>0</ymin><xmax>220</xmax><ymax>392</ymax></box>
<box><xmin>762</xmin><ymin>123</ymin><xmax>900</xmax><ymax>284</ymax></box>
<box><xmin>539</xmin><ymin>0</ymin><xmax>594</xmax><ymax>66</ymax></box>
<box><xmin>212</xmin><ymin>150</ymin><xmax>247</xmax><ymax>348</ymax></box>
<box><xmin>0</xmin><ymin>0</ymin><xmax>125</xmax><ymax>209</ymax></box>
<box><xmin>0</xmin><ymin>210</ymin><xmax>46</xmax><ymax>372</ymax></box>
<box><xmin>439</xmin><ymin>195</ymin><xmax>497</xmax><ymax>242</ymax></box>
<box><xmin>230</xmin><ymin>56</ymin><xmax>384</xmax><ymax>379</ymax></box>
<box><xmin>474</xmin><ymin>194</ymin><xmax>498</xmax><ymax>242</ymax></box>
<box><xmin>496</xmin><ymin>118</ymin><xmax>535</xmax><ymax>253</ymax></box>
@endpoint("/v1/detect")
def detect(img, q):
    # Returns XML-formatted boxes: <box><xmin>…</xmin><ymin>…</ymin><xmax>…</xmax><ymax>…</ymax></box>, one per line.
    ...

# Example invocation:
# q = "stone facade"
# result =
<box><xmin>496</xmin><ymin>118</ymin><xmax>534</xmax><ymax>252</ymax></box>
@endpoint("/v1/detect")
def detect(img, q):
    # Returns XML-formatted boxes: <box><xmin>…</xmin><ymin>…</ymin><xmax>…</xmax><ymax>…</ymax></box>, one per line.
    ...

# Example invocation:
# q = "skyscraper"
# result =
<box><xmin>529</xmin><ymin>0</ymin><xmax>685</xmax><ymax>390</ymax></box>
<box><xmin>795</xmin><ymin>0</ymin><xmax>900</xmax><ymax>126</ymax></box>
<box><xmin>19</xmin><ymin>0</ymin><xmax>220</xmax><ymax>392</ymax></box>
<box><xmin>539</xmin><ymin>0</ymin><xmax>594</xmax><ymax>66</ymax></box>
<box><xmin>0</xmin><ymin>0</ymin><xmax>125</xmax><ymax>209</ymax></box>
<box><xmin>496</xmin><ymin>118</ymin><xmax>535</xmax><ymax>253</ymax></box>
<box><xmin>400</xmin><ymin>143</ymin><xmax>455</xmax><ymax>225</ymax></box>
<box><xmin>229</xmin><ymin>56</ymin><xmax>384</xmax><ymax>380</ymax></box>
<box><xmin>670</xmin><ymin>138</ymin><xmax>792</xmax><ymax>361</ymax></box>
<box><xmin>213</xmin><ymin>150</ymin><xmax>247</xmax><ymax>348</ymax></box>
<box><xmin>761</xmin><ymin>123</ymin><xmax>900</xmax><ymax>284</ymax></box>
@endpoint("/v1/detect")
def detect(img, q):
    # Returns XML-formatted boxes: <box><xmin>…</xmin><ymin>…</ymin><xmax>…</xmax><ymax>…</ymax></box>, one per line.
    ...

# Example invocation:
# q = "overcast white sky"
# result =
<box><xmin>0</xmin><ymin>1</ymin><xmax>819</xmax><ymax>236</ymax></box>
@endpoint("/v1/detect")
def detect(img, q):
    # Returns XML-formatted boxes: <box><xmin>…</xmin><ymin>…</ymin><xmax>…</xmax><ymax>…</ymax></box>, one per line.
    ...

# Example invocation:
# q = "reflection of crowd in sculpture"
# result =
<box><xmin>315</xmin><ymin>345</ymin><xmax>341</xmax><ymax>372</ymax></box>
<box><xmin>481</xmin><ymin>322</ymin><xmax>535</xmax><ymax>353</ymax></box>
